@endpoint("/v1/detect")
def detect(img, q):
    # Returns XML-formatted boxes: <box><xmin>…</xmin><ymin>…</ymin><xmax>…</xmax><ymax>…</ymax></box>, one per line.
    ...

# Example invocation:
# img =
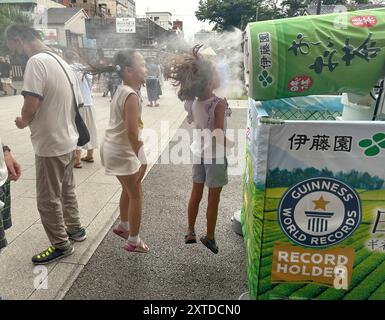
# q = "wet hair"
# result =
<box><xmin>83</xmin><ymin>50</ymin><xmax>137</xmax><ymax>78</ymax></box>
<box><xmin>169</xmin><ymin>45</ymin><xmax>216</xmax><ymax>101</ymax></box>
<box><xmin>5</xmin><ymin>24</ymin><xmax>41</xmax><ymax>42</ymax></box>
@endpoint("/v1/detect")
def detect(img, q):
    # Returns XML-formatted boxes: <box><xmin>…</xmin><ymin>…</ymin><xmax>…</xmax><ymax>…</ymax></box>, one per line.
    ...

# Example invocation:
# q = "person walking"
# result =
<box><xmin>145</xmin><ymin>58</ymin><xmax>161</xmax><ymax>107</ymax></box>
<box><xmin>63</xmin><ymin>49</ymin><xmax>98</xmax><ymax>168</ymax></box>
<box><xmin>0</xmin><ymin>56</ymin><xmax>17</xmax><ymax>96</ymax></box>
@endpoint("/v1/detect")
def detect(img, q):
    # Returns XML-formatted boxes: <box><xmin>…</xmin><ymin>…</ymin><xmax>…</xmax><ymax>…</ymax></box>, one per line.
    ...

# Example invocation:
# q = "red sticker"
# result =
<box><xmin>246</xmin><ymin>127</ymin><xmax>251</xmax><ymax>141</ymax></box>
<box><xmin>288</xmin><ymin>75</ymin><xmax>313</xmax><ymax>93</ymax></box>
<box><xmin>350</xmin><ymin>16</ymin><xmax>378</xmax><ymax>28</ymax></box>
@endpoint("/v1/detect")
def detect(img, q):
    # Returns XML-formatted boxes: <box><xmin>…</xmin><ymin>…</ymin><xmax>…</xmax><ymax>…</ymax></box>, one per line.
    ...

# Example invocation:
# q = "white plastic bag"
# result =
<box><xmin>0</xmin><ymin>138</ymin><xmax>9</xmax><ymax>187</ymax></box>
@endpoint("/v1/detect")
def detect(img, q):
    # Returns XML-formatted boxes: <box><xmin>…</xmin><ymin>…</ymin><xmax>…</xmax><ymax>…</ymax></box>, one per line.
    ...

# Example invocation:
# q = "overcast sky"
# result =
<box><xmin>135</xmin><ymin>0</ymin><xmax>213</xmax><ymax>42</ymax></box>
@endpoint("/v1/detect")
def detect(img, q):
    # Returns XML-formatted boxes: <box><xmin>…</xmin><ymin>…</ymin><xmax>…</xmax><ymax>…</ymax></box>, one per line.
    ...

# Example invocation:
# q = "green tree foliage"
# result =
<box><xmin>322</xmin><ymin>0</ymin><xmax>347</xmax><ymax>5</ymax></box>
<box><xmin>196</xmin><ymin>0</ymin><xmax>380</xmax><ymax>29</ymax></box>
<box><xmin>281</xmin><ymin>0</ymin><xmax>309</xmax><ymax>17</ymax></box>
<box><xmin>0</xmin><ymin>5</ymin><xmax>31</xmax><ymax>54</ymax></box>
<box><xmin>266</xmin><ymin>167</ymin><xmax>384</xmax><ymax>189</ymax></box>
<box><xmin>195</xmin><ymin>0</ymin><xmax>284</xmax><ymax>31</ymax></box>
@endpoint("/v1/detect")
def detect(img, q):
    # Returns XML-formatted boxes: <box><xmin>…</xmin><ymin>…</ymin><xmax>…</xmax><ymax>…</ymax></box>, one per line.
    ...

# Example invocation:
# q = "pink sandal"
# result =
<box><xmin>113</xmin><ymin>225</ymin><xmax>130</xmax><ymax>240</ymax></box>
<box><xmin>123</xmin><ymin>239</ymin><xmax>149</xmax><ymax>253</ymax></box>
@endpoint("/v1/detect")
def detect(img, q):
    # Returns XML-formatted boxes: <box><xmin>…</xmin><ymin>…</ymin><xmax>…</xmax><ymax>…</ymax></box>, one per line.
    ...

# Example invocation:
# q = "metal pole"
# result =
<box><xmin>316</xmin><ymin>0</ymin><xmax>322</xmax><ymax>15</ymax></box>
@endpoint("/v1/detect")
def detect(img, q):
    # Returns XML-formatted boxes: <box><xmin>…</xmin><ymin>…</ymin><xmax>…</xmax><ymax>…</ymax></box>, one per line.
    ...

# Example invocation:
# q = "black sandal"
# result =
<box><xmin>200</xmin><ymin>236</ymin><xmax>218</xmax><ymax>254</ymax></box>
<box><xmin>184</xmin><ymin>232</ymin><xmax>197</xmax><ymax>244</ymax></box>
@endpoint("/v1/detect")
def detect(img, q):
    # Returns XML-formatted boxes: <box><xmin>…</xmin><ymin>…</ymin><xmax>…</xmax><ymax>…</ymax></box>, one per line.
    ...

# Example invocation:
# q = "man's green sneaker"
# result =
<box><xmin>32</xmin><ymin>246</ymin><xmax>74</xmax><ymax>265</ymax></box>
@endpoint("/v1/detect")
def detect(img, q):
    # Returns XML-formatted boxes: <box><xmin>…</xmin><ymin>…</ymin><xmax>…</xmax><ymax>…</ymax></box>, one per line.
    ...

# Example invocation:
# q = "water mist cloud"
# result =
<box><xmin>198</xmin><ymin>28</ymin><xmax>245</xmax><ymax>99</ymax></box>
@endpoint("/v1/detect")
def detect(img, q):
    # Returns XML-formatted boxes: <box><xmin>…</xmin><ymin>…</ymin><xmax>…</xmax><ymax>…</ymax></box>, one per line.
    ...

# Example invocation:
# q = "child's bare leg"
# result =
<box><xmin>117</xmin><ymin>177</ymin><xmax>129</xmax><ymax>223</ymax></box>
<box><xmin>118</xmin><ymin>174</ymin><xmax>142</xmax><ymax>237</ymax></box>
<box><xmin>188</xmin><ymin>182</ymin><xmax>204</xmax><ymax>233</ymax></box>
<box><xmin>74</xmin><ymin>149</ymin><xmax>82</xmax><ymax>167</ymax></box>
<box><xmin>86</xmin><ymin>149</ymin><xmax>94</xmax><ymax>160</ymax></box>
<box><xmin>206</xmin><ymin>187</ymin><xmax>222</xmax><ymax>240</ymax></box>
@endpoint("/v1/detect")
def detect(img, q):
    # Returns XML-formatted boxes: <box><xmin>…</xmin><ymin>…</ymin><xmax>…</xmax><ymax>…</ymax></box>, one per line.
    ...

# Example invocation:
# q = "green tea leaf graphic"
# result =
<box><xmin>378</xmin><ymin>140</ymin><xmax>385</xmax><ymax>149</ymax></box>
<box><xmin>365</xmin><ymin>145</ymin><xmax>380</xmax><ymax>156</ymax></box>
<box><xmin>372</xmin><ymin>133</ymin><xmax>385</xmax><ymax>143</ymax></box>
<box><xmin>359</xmin><ymin>139</ymin><xmax>372</xmax><ymax>148</ymax></box>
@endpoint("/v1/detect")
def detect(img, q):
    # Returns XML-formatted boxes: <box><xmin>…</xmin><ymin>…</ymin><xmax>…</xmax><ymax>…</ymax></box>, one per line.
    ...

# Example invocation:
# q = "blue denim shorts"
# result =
<box><xmin>192</xmin><ymin>157</ymin><xmax>228</xmax><ymax>188</ymax></box>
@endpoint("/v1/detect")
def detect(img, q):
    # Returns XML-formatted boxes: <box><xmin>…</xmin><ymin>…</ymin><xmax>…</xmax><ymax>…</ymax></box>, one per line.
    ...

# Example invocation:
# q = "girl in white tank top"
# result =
<box><xmin>85</xmin><ymin>50</ymin><xmax>149</xmax><ymax>253</ymax></box>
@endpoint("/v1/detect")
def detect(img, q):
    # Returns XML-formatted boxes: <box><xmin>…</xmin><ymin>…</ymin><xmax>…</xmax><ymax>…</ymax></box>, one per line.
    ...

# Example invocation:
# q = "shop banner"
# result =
<box><xmin>244</xmin><ymin>9</ymin><xmax>385</xmax><ymax>101</ymax></box>
<box><xmin>242</xmin><ymin>119</ymin><xmax>385</xmax><ymax>299</ymax></box>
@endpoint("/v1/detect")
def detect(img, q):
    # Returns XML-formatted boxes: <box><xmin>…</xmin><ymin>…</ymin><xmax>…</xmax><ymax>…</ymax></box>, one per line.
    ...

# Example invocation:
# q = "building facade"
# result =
<box><xmin>0</xmin><ymin>0</ymin><xmax>65</xmax><ymax>12</ymax></box>
<box><xmin>172</xmin><ymin>20</ymin><xmax>184</xmax><ymax>38</ymax></box>
<box><xmin>45</xmin><ymin>7</ymin><xmax>89</xmax><ymax>48</ymax></box>
<box><xmin>146</xmin><ymin>12</ymin><xmax>172</xmax><ymax>31</ymax></box>
<box><xmin>60</xmin><ymin>1</ymin><xmax>135</xmax><ymax>17</ymax></box>
<box><xmin>116</xmin><ymin>0</ymin><xmax>135</xmax><ymax>17</ymax></box>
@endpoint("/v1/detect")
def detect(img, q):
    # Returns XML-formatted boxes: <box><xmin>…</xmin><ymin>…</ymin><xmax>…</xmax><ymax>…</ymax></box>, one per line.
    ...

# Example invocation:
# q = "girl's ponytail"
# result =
<box><xmin>83</xmin><ymin>50</ymin><xmax>137</xmax><ymax>78</ymax></box>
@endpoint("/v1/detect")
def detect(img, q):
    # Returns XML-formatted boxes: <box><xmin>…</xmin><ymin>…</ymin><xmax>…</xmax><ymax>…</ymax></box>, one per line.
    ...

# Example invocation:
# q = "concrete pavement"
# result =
<box><xmin>64</xmin><ymin>109</ymin><xmax>249</xmax><ymax>300</ymax></box>
<box><xmin>0</xmin><ymin>80</ymin><xmax>249</xmax><ymax>300</ymax></box>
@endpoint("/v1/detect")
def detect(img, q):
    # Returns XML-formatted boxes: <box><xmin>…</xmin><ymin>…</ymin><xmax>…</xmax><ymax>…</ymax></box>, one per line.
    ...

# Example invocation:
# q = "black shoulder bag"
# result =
<box><xmin>42</xmin><ymin>51</ymin><xmax>90</xmax><ymax>147</ymax></box>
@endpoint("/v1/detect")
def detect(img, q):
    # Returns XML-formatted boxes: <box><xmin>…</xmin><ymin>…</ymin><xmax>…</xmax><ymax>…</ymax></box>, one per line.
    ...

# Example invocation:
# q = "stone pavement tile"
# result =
<box><xmin>5</xmin><ymin>197</ymin><xmax>40</xmax><ymax>244</ymax></box>
<box><xmin>109</xmin><ymin>190</ymin><xmax>121</xmax><ymax>204</ymax></box>
<box><xmin>3</xmin><ymin>134</ymin><xmax>32</xmax><ymax>147</ymax></box>
<box><xmin>19</xmin><ymin>165</ymin><xmax>35</xmax><ymax>180</ymax></box>
<box><xmin>14</xmin><ymin>152</ymin><xmax>36</xmax><ymax>167</ymax></box>
<box><xmin>0</xmin><ymin>224</ymin><xmax>57</xmax><ymax>300</ymax></box>
<box><xmin>86</xmin><ymin>167</ymin><xmax>118</xmax><ymax>185</ymax></box>
<box><xmin>60</xmin><ymin>204</ymin><xmax>119</xmax><ymax>266</ymax></box>
<box><xmin>75</xmin><ymin>183</ymin><xmax>120</xmax><ymax>227</ymax></box>
<box><xmin>227</xmin><ymin>99</ymin><xmax>248</xmax><ymax>109</ymax></box>
<box><xmin>73</xmin><ymin>165</ymin><xmax>101</xmax><ymax>186</ymax></box>
<box><xmin>28</xmin><ymin>263</ymin><xmax>84</xmax><ymax>300</ymax></box>
<box><xmin>10</xmin><ymin>178</ymin><xmax>35</xmax><ymax>200</ymax></box>
<box><xmin>12</xmin><ymin>179</ymin><xmax>119</xmax><ymax>232</ymax></box>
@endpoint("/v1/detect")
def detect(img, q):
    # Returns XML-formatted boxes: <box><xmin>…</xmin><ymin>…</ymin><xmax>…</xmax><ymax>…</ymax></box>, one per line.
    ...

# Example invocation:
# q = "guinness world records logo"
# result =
<box><xmin>278</xmin><ymin>177</ymin><xmax>361</xmax><ymax>248</ymax></box>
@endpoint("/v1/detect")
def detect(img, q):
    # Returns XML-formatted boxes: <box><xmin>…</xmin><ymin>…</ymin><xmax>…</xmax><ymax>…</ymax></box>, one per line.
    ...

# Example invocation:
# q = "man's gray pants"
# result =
<box><xmin>35</xmin><ymin>151</ymin><xmax>82</xmax><ymax>251</ymax></box>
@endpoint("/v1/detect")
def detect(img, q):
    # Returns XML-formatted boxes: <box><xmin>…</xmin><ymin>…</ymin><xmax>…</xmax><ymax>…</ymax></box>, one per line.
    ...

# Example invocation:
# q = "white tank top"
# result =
<box><xmin>104</xmin><ymin>85</ymin><xmax>143</xmax><ymax>146</ymax></box>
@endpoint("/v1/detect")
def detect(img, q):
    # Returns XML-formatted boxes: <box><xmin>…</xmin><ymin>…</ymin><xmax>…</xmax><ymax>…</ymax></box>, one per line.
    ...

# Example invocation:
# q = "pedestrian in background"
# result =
<box><xmin>0</xmin><ymin>56</ymin><xmax>17</xmax><ymax>96</ymax></box>
<box><xmin>145</xmin><ymin>57</ymin><xmax>161</xmax><ymax>107</ymax></box>
<box><xmin>108</xmin><ymin>70</ymin><xmax>122</xmax><ymax>101</ymax></box>
<box><xmin>63</xmin><ymin>49</ymin><xmax>98</xmax><ymax>169</ymax></box>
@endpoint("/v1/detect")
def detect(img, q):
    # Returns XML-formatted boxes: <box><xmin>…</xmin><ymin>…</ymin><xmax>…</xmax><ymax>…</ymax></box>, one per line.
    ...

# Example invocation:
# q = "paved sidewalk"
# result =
<box><xmin>65</xmin><ymin>109</ymin><xmax>248</xmax><ymax>300</ymax></box>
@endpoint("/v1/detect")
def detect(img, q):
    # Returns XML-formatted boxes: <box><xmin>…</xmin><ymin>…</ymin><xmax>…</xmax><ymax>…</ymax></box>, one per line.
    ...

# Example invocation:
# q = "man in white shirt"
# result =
<box><xmin>6</xmin><ymin>24</ymin><xmax>86</xmax><ymax>265</ymax></box>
